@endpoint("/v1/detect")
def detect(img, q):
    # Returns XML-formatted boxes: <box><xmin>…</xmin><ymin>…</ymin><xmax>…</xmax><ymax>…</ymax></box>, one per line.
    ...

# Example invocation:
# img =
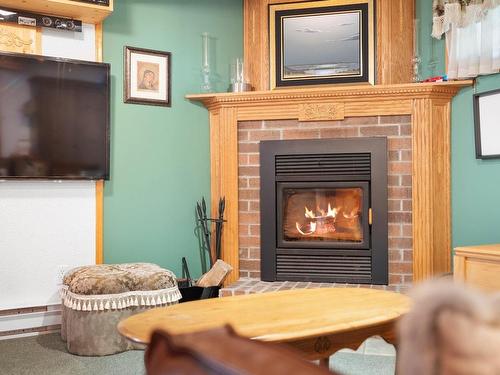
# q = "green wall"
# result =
<box><xmin>103</xmin><ymin>0</ymin><xmax>243</xmax><ymax>277</ymax></box>
<box><xmin>417</xmin><ymin>0</ymin><xmax>500</xmax><ymax>248</ymax></box>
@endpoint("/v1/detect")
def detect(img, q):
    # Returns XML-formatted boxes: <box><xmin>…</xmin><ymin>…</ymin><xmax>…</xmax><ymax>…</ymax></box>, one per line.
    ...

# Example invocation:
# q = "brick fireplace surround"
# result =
<box><xmin>238</xmin><ymin>115</ymin><xmax>412</xmax><ymax>290</ymax></box>
<box><xmin>187</xmin><ymin>82</ymin><xmax>471</xmax><ymax>296</ymax></box>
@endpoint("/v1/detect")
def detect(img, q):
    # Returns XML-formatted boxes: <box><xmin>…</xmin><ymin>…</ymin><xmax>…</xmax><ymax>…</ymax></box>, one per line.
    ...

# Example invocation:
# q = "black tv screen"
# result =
<box><xmin>0</xmin><ymin>52</ymin><xmax>110</xmax><ymax>180</ymax></box>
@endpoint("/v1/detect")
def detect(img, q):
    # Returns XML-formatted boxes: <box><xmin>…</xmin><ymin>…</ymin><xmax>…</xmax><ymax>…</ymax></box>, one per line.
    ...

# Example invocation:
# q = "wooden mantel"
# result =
<box><xmin>187</xmin><ymin>81</ymin><xmax>472</xmax><ymax>285</ymax></box>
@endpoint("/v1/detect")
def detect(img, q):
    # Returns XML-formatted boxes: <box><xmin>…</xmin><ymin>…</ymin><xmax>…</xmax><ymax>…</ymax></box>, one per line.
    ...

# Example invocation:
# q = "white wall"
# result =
<box><xmin>0</xmin><ymin>24</ymin><xmax>98</xmax><ymax>312</ymax></box>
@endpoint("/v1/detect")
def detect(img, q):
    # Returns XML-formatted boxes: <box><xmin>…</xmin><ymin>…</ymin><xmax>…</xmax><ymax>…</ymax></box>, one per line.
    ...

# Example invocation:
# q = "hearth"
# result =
<box><xmin>260</xmin><ymin>138</ymin><xmax>388</xmax><ymax>284</ymax></box>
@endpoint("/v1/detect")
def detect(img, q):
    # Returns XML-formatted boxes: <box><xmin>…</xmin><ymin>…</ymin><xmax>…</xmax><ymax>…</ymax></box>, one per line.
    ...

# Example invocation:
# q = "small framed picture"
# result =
<box><xmin>269</xmin><ymin>0</ymin><xmax>375</xmax><ymax>89</ymax></box>
<box><xmin>124</xmin><ymin>46</ymin><xmax>171</xmax><ymax>107</ymax></box>
<box><xmin>473</xmin><ymin>88</ymin><xmax>500</xmax><ymax>159</ymax></box>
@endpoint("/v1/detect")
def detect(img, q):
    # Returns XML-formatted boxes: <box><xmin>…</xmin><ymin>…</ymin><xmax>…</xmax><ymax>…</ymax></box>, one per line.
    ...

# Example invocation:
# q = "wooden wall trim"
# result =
<box><xmin>188</xmin><ymin>81</ymin><xmax>471</xmax><ymax>285</ymax></box>
<box><xmin>95</xmin><ymin>180</ymin><xmax>104</xmax><ymax>264</ymax></box>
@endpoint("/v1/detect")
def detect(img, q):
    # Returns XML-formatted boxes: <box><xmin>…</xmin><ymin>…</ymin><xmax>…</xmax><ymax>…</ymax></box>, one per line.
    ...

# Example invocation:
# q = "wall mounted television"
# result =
<box><xmin>0</xmin><ymin>52</ymin><xmax>110</xmax><ymax>180</ymax></box>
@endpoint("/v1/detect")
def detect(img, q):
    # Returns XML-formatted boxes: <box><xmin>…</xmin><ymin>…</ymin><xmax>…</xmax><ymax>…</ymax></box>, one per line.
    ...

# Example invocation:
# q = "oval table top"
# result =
<box><xmin>118</xmin><ymin>287</ymin><xmax>411</xmax><ymax>345</ymax></box>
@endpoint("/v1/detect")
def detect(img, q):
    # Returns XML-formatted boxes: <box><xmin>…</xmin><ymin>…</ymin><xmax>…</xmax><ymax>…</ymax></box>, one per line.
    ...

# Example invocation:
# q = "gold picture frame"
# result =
<box><xmin>269</xmin><ymin>0</ymin><xmax>375</xmax><ymax>89</ymax></box>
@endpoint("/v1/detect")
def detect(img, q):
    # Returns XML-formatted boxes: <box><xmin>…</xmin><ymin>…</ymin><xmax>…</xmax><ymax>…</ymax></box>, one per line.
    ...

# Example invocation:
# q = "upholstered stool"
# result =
<box><xmin>60</xmin><ymin>263</ymin><xmax>181</xmax><ymax>356</ymax></box>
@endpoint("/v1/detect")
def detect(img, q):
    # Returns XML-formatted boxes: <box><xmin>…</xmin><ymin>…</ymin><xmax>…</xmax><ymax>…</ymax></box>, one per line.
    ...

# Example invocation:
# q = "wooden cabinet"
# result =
<box><xmin>454</xmin><ymin>244</ymin><xmax>500</xmax><ymax>292</ymax></box>
<box><xmin>0</xmin><ymin>0</ymin><xmax>113</xmax><ymax>23</ymax></box>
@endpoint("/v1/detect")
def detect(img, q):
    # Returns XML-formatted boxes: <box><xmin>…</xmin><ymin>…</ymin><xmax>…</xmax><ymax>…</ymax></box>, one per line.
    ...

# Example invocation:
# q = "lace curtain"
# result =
<box><xmin>432</xmin><ymin>0</ymin><xmax>500</xmax><ymax>79</ymax></box>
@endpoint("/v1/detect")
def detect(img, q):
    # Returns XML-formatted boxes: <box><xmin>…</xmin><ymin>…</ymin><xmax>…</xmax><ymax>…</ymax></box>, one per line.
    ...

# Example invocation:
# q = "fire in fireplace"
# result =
<box><xmin>282</xmin><ymin>187</ymin><xmax>364</xmax><ymax>243</ymax></box>
<box><xmin>260</xmin><ymin>138</ymin><xmax>388</xmax><ymax>284</ymax></box>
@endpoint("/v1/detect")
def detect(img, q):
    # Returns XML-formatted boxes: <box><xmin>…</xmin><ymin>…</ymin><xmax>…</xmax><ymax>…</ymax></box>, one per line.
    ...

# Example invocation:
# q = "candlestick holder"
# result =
<box><xmin>201</xmin><ymin>32</ymin><xmax>214</xmax><ymax>93</ymax></box>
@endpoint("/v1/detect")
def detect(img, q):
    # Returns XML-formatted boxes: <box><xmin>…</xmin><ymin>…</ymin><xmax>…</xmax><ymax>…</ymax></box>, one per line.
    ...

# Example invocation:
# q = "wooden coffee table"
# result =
<box><xmin>118</xmin><ymin>288</ymin><xmax>410</xmax><ymax>365</ymax></box>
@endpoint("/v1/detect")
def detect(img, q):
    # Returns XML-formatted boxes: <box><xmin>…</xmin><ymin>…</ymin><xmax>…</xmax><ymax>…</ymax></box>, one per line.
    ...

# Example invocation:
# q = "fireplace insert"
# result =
<box><xmin>260</xmin><ymin>138</ymin><xmax>388</xmax><ymax>284</ymax></box>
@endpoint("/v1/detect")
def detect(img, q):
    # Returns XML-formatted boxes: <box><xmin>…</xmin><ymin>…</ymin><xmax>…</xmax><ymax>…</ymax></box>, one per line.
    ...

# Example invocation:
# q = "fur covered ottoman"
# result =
<box><xmin>60</xmin><ymin>263</ymin><xmax>181</xmax><ymax>356</ymax></box>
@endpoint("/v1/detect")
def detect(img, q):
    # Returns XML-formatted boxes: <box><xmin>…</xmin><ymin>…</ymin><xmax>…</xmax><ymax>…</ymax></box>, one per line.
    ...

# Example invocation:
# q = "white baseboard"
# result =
<box><xmin>0</xmin><ymin>305</ymin><xmax>62</xmax><ymax>337</ymax></box>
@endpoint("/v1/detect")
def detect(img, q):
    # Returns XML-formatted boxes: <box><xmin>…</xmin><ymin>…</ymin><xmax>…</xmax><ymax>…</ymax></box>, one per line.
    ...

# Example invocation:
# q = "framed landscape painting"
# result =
<box><xmin>269</xmin><ymin>0</ymin><xmax>375</xmax><ymax>89</ymax></box>
<box><xmin>124</xmin><ymin>46</ymin><xmax>171</xmax><ymax>107</ymax></box>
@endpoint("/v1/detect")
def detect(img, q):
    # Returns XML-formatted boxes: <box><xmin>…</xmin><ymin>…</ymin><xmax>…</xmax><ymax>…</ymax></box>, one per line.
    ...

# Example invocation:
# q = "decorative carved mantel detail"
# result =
<box><xmin>187</xmin><ymin>82</ymin><xmax>472</xmax><ymax>285</ymax></box>
<box><xmin>299</xmin><ymin>103</ymin><xmax>345</xmax><ymax>122</ymax></box>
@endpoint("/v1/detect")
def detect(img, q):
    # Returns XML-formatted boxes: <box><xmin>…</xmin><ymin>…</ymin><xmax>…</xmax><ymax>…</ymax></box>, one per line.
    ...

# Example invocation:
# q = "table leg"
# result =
<box><xmin>319</xmin><ymin>357</ymin><xmax>330</xmax><ymax>368</ymax></box>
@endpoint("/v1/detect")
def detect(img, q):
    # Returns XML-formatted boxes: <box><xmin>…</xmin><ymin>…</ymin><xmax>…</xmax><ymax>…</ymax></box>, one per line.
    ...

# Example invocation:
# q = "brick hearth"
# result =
<box><xmin>236</xmin><ymin>115</ymin><xmax>413</xmax><ymax>289</ymax></box>
<box><xmin>220</xmin><ymin>278</ymin><xmax>408</xmax><ymax>297</ymax></box>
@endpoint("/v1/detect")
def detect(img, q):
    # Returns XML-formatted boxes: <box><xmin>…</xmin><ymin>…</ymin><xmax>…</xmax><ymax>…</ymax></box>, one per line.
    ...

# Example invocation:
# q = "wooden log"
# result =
<box><xmin>196</xmin><ymin>260</ymin><xmax>233</xmax><ymax>287</ymax></box>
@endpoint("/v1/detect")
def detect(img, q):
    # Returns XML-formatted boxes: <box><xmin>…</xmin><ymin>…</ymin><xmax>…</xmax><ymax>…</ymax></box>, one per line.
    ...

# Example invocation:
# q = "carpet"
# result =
<box><xmin>0</xmin><ymin>333</ymin><xmax>395</xmax><ymax>375</ymax></box>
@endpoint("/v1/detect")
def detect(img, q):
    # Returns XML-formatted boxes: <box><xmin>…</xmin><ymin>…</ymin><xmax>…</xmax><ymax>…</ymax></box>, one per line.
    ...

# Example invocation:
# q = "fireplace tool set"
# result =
<box><xmin>179</xmin><ymin>197</ymin><xmax>232</xmax><ymax>302</ymax></box>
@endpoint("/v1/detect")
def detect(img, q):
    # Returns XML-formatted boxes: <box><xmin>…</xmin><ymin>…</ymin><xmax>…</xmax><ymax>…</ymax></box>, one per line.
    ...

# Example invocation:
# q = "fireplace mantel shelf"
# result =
<box><xmin>187</xmin><ymin>81</ymin><xmax>472</xmax><ymax>108</ymax></box>
<box><xmin>187</xmin><ymin>80</ymin><xmax>473</xmax><ymax>285</ymax></box>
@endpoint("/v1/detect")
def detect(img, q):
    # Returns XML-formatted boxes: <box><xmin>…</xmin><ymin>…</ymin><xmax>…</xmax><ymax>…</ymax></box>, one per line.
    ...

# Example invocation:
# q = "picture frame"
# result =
<box><xmin>269</xmin><ymin>0</ymin><xmax>375</xmax><ymax>89</ymax></box>
<box><xmin>473</xmin><ymin>88</ymin><xmax>500</xmax><ymax>159</ymax></box>
<box><xmin>124</xmin><ymin>46</ymin><xmax>171</xmax><ymax>107</ymax></box>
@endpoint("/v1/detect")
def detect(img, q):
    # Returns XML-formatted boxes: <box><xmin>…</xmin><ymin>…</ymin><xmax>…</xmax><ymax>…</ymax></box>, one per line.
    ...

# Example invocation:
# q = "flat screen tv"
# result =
<box><xmin>0</xmin><ymin>52</ymin><xmax>110</xmax><ymax>180</ymax></box>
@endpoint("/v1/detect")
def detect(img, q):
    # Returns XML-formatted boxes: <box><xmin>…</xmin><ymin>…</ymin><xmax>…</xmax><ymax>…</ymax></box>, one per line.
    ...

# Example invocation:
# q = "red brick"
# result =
<box><xmin>298</xmin><ymin>120</ymin><xmax>342</xmax><ymax>128</ymax></box>
<box><xmin>402</xmin><ymin>200</ymin><xmax>412</xmax><ymax>211</ymax></box>
<box><xmin>389</xmin><ymin>138</ymin><xmax>412</xmax><ymax>150</ymax></box>
<box><xmin>240</xmin><ymin>259</ymin><xmax>260</xmax><ymax>271</ymax></box>
<box><xmin>239</xmin><ymin>166</ymin><xmax>259</xmax><ymax>177</ymax></box>
<box><xmin>239</xmin><ymin>200</ymin><xmax>249</xmax><ymax>211</ymax></box>
<box><xmin>239</xmin><ymin>143</ymin><xmax>259</xmax><ymax>153</ymax></box>
<box><xmin>388</xmin><ymin>151</ymin><xmax>400</xmax><ymax>161</ymax></box>
<box><xmin>389</xmin><ymin>237</ymin><xmax>413</xmax><ymax>250</ymax></box>
<box><xmin>388</xmin><ymin>212</ymin><xmax>412</xmax><ymax>223</ymax></box>
<box><xmin>401</xmin><ymin>175</ymin><xmax>412</xmax><ymax>186</ymax></box>
<box><xmin>240</xmin><ymin>212</ymin><xmax>260</xmax><ymax>224</ymax></box>
<box><xmin>264</xmin><ymin>119</ymin><xmax>299</xmax><ymax>129</ymax></box>
<box><xmin>319</xmin><ymin>127</ymin><xmax>359</xmax><ymax>138</ymax></box>
<box><xmin>389</xmin><ymin>162</ymin><xmax>412</xmax><ymax>174</ymax></box>
<box><xmin>239</xmin><ymin>189</ymin><xmax>259</xmax><ymax>200</ymax></box>
<box><xmin>248</xmin><ymin>248</ymin><xmax>260</xmax><ymax>259</ymax></box>
<box><xmin>342</xmin><ymin>116</ymin><xmax>378</xmax><ymax>125</ymax></box>
<box><xmin>389</xmin><ymin>262</ymin><xmax>413</xmax><ymax>274</ymax></box>
<box><xmin>249</xmin><ymin>201</ymin><xmax>260</xmax><ymax>212</ymax></box>
<box><xmin>239</xmin><ymin>270</ymin><xmax>249</xmax><ymax>278</ymax></box>
<box><xmin>248</xmin><ymin>130</ymin><xmax>281</xmax><ymax>141</ymax></box>
<box><xmin>403</xmin><ymin>250</ymin><xmax>413</xmax><ymax>262</ymax></box>
<box><xmin>400</xmin><ymin>124</ymin><xmax>412</xmax><ymax>136</ymax></box>
<box><xmin>389</xmin><ymin>249</ymin><xmax>402</xmax><ymax>261</ymax></box>
<box><xmin>239</xmin><ymin>225</ymin><xmax>249</xmax><ymax>237</ymax></box>
<box><xmin>402</xmin><ymin>224</ymin><xmax>412</xmax><ymax>237</ymax></box>
<box><xmin>248</xmin><ymin>177</ymin><xmax>260</xmax><ymax>188</ymax></box>
<box><xmin>240</xmin><ymin>236</ymin><xmax>260</xmax><ymax>247</ymax></box>
<box><xmin>401</xmin><ymin>150</ymin><xmax>412</xmax><ymax>161</ymax></box>
<box><xmin>388</xmin><ymin>223</ymin><xmax>402</xmax><ymax>237</ymax></box>
<box><xmin>403</xmin><ymin>274</ymin><xmax>413</xmax><ymax>283</ymax></box>
<box><xmin>238</xmin><ymin>154</ymin><xmax>249</xmax><ymax>165</ymax></box>
<box><xmin>282</xmin><ymin>129</ymin><xmax>320</xmax><ymax>139</ymax></box>
<box><xmin>249</xmin><ymin>271</ymin><xmax>261</xmax><ymax>278</ymax></box>
<box><xmin>249</xmin><ymin>225</ymin><xmax>260</xmax><ymax>236</ymax></box>
<box><xmin>388</xmin><ymin>200</ymin><xmax>402</xmax><ymax>212</ymax></box>
<box><xmin>239</xmin><ymin>121</ymin><xmax>263</xmax><ymax>130</ymax></box>
<box><xmin>360</xmin><ymin>125</ymin><xmax>399</xmax><ymax>136</ymax></box>
<box><xmin>238</xmin><ymin>131</ymin><xmax>249</xmax><ymax>141</ymax></box>
<box><xmin>239</xmin><ymin>248</ymin><xmax>249</xmax><ymax>259</ymax></box>
<box><xmin>248</xmin><ymin>154</ymin><xmax>260</xmax><ymax>165</ymax></box>
<box><xmin>388</xmin><ymin>187</ymin><xmax>412</xmax><ymax>199</ymax></box>
<box><xmin>389</xmin><ymin>274</ymin><xmax>403</xmax><ymax>285</ymax></box>
<box><xmin>388</xmin><ymin>175</ymin><xmax>400</xmax><ymax>186</ymax></box>
<box><xmin>380</xmin><ymin>115</ymin><xmax>411</xmax><ymax>124</ymax></box>
<box><xmin>238</xmin><ymin>177</ymin><xmax>248</xmax><ymax>189</ymax></box>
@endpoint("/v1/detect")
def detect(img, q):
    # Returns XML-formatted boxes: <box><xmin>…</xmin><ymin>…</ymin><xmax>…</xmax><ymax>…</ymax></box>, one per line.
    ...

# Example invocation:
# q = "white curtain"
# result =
<box><xmin>433</xmin><ymin>1</ymin><xmax>500</xmax><ymax>79</ymax></box>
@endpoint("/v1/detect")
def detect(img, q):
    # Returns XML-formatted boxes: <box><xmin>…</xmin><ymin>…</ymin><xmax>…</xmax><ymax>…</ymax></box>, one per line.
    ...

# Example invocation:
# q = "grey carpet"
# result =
<box><xmin>0</xmin><ymin>333</ymin><xmax>395</xmax><ymax>375</ymax></box>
